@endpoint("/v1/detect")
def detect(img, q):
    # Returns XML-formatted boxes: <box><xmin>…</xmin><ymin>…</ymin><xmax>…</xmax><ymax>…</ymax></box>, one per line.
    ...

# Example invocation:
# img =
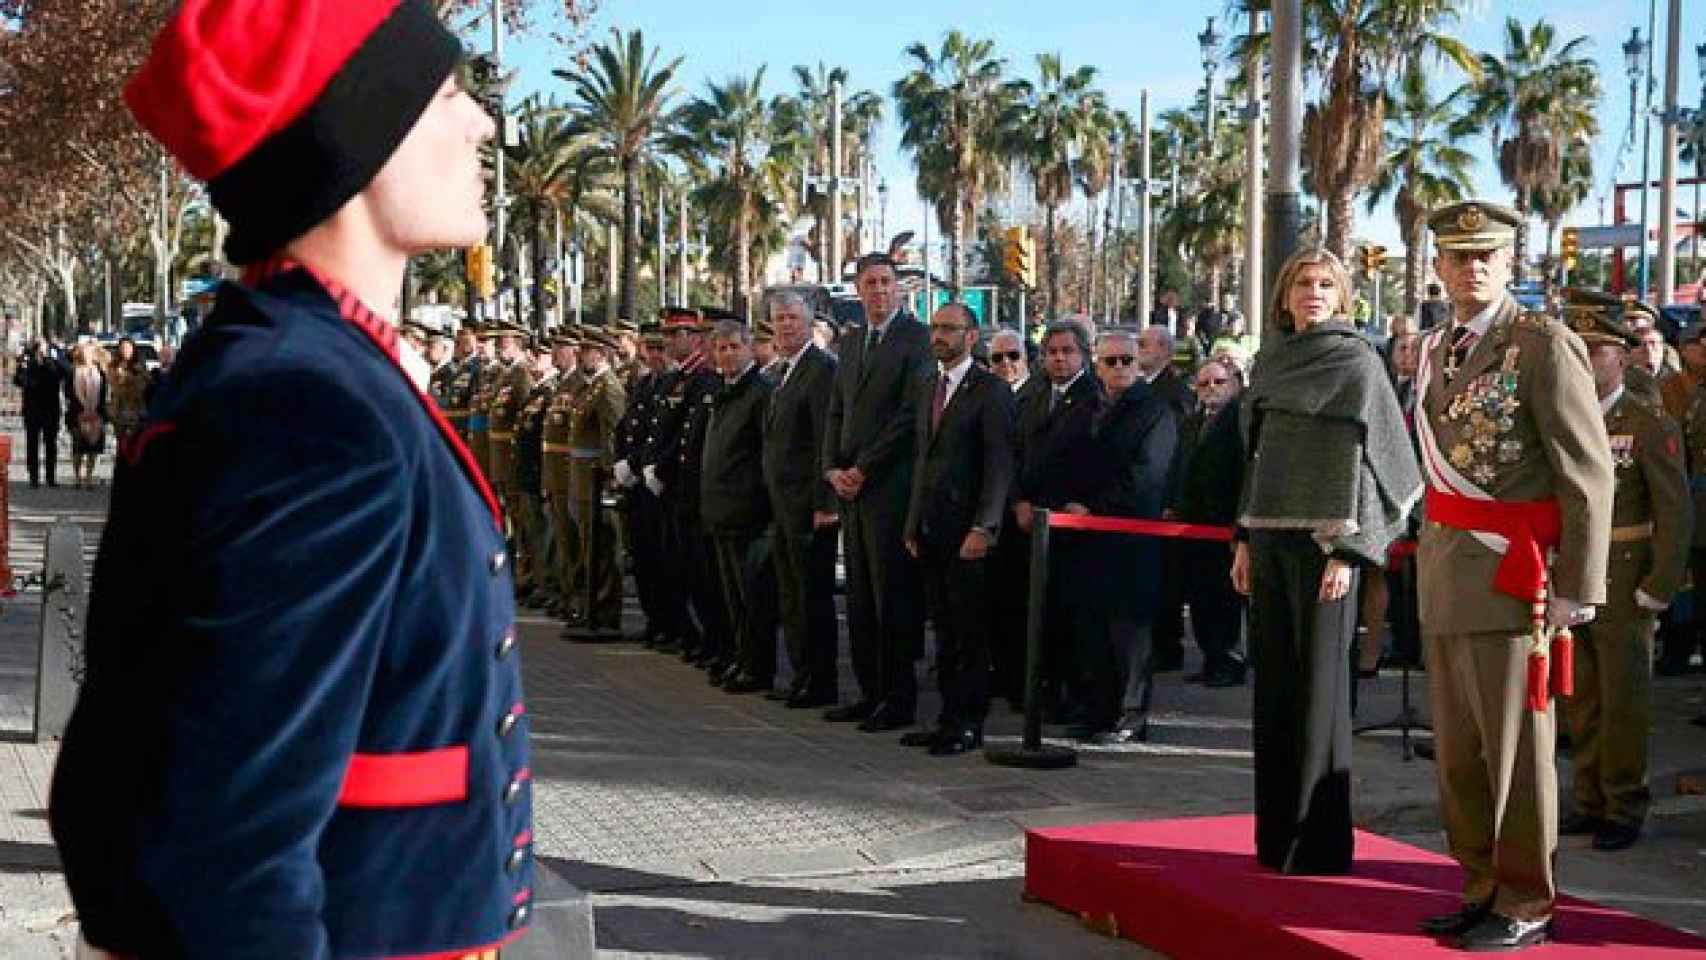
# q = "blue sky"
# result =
<box><xmin>495</xmin><ymin>1</ymin><xmax>1706</xmax><ymax>253</ymax></box>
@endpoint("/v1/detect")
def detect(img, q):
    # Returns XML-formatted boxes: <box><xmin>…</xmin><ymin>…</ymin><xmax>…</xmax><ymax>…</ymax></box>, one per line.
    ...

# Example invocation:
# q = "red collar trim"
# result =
<box><xmin>244</xmin><ymin>258</ymin><xmax>504</xmax><ymax>531</ymax></box>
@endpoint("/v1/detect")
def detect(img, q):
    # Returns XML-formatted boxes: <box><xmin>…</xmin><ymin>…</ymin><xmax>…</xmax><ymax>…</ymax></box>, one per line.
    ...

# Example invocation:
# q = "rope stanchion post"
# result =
<box><xmin>986</xmin><ymin>508</ymin><xmax>1077</xmax><ymax>770</ymax></box>
<box><xmin>1352</xmin><ymin>543</ymin><xmax>1431</xmax><ymax>762</ymax></box>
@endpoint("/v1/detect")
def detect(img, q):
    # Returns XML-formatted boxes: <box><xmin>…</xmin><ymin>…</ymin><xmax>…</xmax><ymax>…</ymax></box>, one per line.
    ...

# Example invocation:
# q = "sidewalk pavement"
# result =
<box><xmin>0</xmin><ymin>419</ymin><xmax>1702</xmax><ymax>956</ymax></box>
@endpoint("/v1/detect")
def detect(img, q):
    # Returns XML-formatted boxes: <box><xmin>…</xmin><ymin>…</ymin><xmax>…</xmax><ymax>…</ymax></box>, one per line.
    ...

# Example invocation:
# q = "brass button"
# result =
<box><xmin>504</xmin><ymin>776</ymin><xmax>526</xmax><ymax>805</ymax></box>
<box><xmin>496</xmin><ymin>709</ymin><xmax>520</xmax><ymax>738</ymax></box>
<box><xmin>506</xmin><ymin>846</ymin><xmax>528</xmax><ymax>874</ymax></box>
<box><xmin>496</xmin><ymin>628</ymin><xmax>516</xmax><ymax>660</ymax></box>
<box><xmin>490</xmin><ymin>550</ymin><xmax>507</xmax><ymax>574</ymax></box>
<box><xmin>508</xmin><ymin>902</ymin><xmax>531</xmax><ymax>929</ymax></box>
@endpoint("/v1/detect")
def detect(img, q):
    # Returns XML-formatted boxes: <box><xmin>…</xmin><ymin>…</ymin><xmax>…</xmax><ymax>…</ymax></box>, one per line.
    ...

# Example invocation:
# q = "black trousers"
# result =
<box><xmin>25</xmin><ymin>420</ymin><xmax>58</xmax><ymax>484</ymax></box>
<box><xmin>1386</xmin><ymin>560</ymin><xmax>1421</xmax><ymax>666</ymax></box>
<box><xmin>841</xmin><ymin>473</ymin><xmax>922</xmax><ymax>713</ymax></box>
<box><xmin>625</xmin><ymin>491</ymin><xmax>667</xmax><ymax>635</ymax></box>
<box><xmin>713</xmin><ymin>531</ymin><xmax>778</xmax><ymax>681</ymax></box>
<box><xmin>1181</xmin><ymin>539</ymin><xmax>1246</xmax><ymax>673</ymax></box>
<box><xmin>673</xmin><ymin>509</ymin><xmax>729</xmax><ymax>656</ymax></box>
<box><xmin>1152</xmin><ymin>540</ymin><xmax>1186</xmax><ymax>664</ymax></box>
<box><xmin>773</xmin><ymin>522</ymin><xmax>839</xmax><ymax>697</ymax></box>
<box><xmin>1082</xmin><ymin>616</ymin><xmax>1155</xmax><ymax>730</ymax></box>
<box><xmin>1248</xmin><ymin>530</ymin><xmax>1358</xmax><ymax>876</ymax></box>
<box><xmin>921</xmin><ymin>546</ymin><xmax>992</xmax><ymax>731</ymax></box>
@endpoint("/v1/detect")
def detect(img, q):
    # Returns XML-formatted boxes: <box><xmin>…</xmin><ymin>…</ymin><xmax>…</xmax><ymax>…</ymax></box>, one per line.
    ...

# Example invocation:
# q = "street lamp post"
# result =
<box><xmin>1694</xmin><ymin>41</ymin><xmax>1705</xmax><ymax>274</ymax></box>
<box><xmin>1244</xmin><ymin>5</ymin><xmax>1265</xmax><ymax>350</ymax></box>
<box><xmin>878</xmin><ymin>179</ymin><xmax>889</xmax><ymax>248</ymax></box>
<box><xmin>1199</xmin><ymin>17</ymin><xmax>1224</xmax><ymax>143</ymax></box>
<box><xmin>1657</xmin><ymin>0</ymin><xmax>1681</xmax><ymax>305</ymax></box>
<box><xmin>1640</xmin><ymin>0</ymin><xmax>1658</xmax><ymax>301</ymax></box>
<box><xmin>1623</xmin><ymin>28</ymin><xmax>1646</xmax><ymax>297</ymax></box>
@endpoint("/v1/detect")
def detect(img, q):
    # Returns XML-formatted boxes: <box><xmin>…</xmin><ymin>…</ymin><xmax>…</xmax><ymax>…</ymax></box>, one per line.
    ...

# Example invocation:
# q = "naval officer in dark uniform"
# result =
<box><xmin>49</xmin><ymin>3</ymin><xmax>535</xmax><ymax>957</ymax></box>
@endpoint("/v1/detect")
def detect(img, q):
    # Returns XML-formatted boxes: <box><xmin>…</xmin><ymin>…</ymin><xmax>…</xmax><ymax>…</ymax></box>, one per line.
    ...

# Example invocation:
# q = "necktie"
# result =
<box><xmin>774</xmin><ymin>360</ymin><xmax>790</xmax><ymax>386</ymax></box>
<box><xmin>1050</xmin><ymin>388</ymin><xmax>1063</xmax><ymax>413</ymax></box>
<box><xmin>865</xmin><ymin>326</ymin><xmax>880</xmax><ymax>358</ymax></box>
<box><xmin>931</xmin><ymin>373</ymin><xmax>949</xmax><ymax>430</ymax></box>
<box><xmin>1446</xmin><ymin>324</ymin><xmax>1476</xmax><ymax>381</ymax></box>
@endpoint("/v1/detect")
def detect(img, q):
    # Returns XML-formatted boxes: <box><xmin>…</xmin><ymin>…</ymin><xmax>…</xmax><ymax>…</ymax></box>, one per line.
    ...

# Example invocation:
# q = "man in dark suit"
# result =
<box><xmin>50</xmin><ymin>4</ymin><xmax>532</xmax><ymax>955</ymax></box>
<box><xmin>14</xmin><ymin>340</ymin><xmax>66</xmax><ymax>487</ymax></box>
<box><xmin>820</xmin><ymin>253</ymin><xmax>932</xmax><ymax>731</ymax></box>
<box><xmin>763</xmin><ymin>291</ymin><xmax>841</xmax><ymax>707</ymax></box>
<box><xmin>904</xmin><ymin>303</ymin><xmax>1015</xmax><ymax>755</ymax></box>
<box><xmin>1137</xmin><ymin>323</ymin><xmax>1197</xmax><ymax>672</ymax></box>
<box><xmin>1013</xmin><ymin>321</ymin><xmax>1104</xmax><ymax>720</ymax></box>
<box><xmin>702</xmin><ymin>319</ymin><xmax>778</xmax><ymax>693</ymax></box>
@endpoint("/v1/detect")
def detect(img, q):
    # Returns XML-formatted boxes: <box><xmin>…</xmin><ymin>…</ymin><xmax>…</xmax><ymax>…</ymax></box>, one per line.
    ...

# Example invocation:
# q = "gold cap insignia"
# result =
<box><xmin>1456</xmin><ymin>206</ymin><xmax>1485</xmax><ymax>232</ymax></box>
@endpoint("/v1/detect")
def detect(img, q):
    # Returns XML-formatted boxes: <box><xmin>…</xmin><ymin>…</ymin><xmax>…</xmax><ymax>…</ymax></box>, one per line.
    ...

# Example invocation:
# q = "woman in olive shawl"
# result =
<box><xmin>1231</xmin><ymin>249</ymin><xmax>1423</xmax><ymax>875</ymax></box>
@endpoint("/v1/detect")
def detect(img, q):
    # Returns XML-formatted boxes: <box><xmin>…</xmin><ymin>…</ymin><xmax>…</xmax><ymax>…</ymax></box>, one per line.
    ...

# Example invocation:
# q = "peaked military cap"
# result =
<box><xmin>1428</xmin><ymin>200</ymin><xmax>1520</xmax><ymax>251</ymax></box>
<box><xmin>659</xmin><ymin>305</ymin><xmax>701</xmax><ymax>330</ymax></box>
<box><xmin>1562</xmin><ymin>288</ymin><xmax>1638</xmax><ymax>348</ymax></box>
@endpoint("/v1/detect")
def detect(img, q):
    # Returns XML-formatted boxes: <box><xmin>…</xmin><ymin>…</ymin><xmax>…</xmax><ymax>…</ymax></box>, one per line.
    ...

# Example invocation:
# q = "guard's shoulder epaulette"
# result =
<box><xmin>1514</xmin><ymin>309</ymin><xmax>1557</xmax><ymax>332</ymax></box>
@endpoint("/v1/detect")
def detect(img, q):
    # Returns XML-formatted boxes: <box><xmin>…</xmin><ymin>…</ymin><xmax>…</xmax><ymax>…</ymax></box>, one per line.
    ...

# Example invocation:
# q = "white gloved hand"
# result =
<box><xmin>613</xmin><ymin>460</ymin><xmax>636</xmax><ymax>487</ymax></box>
<box><xmin>643</xmin><ymin>464</ymin><xmax>664</xmax><ymax>497</ymax></box>
<box><xmin>1545</xmin><ymin>596</ymin><xmax>1595</xmax><ymax>630</ymax></box>
<box><xmin>1634</xmin><ymin>588</ymin><xmax>1668</xmax><ymax>613</ymax></box>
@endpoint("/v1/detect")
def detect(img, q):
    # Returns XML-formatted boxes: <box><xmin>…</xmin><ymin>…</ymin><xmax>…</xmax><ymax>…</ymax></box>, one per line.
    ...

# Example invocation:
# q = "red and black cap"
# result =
<box><xmin>125</xmin><ymin>0</ymin><xmax>463</xmax><ymax>265</ymax></box>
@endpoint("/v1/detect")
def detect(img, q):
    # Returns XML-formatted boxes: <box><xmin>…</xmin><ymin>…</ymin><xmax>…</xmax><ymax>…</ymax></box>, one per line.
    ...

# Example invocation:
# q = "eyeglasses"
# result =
<box><xmin>1099</xmin><ymin>355</ymin><xmax>1137</xmax><ymax>367</ymax></box>
<box><xmin>989</xmin><ymin>350</ymin><xmax>1022</xmax><ymax>363</ymax></box>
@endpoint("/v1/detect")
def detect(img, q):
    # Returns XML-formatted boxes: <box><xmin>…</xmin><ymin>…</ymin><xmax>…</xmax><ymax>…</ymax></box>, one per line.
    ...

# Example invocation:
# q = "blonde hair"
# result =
<box><xmin>1269</xmin><ymin>248</ymin><xmax>1353</xmax><ymax>333</ymax></box>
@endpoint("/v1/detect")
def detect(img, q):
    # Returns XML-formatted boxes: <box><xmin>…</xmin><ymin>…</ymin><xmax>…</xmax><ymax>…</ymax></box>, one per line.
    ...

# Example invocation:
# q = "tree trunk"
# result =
<box><xmin>531</xmin><ymin>214</ymin><xmax>549</xmax><ymax>331</ymax></box>
<box><xmin>1325</xmin><ymin>182</ymin><xmax>1354</xmax><ymax>262</ymax></box>
<box><xmin>1084</xmin><ymin>198</ymin><xmax>1098</xmax><ymax>316</ymax></box>
<box><xmin>946</xmin><ymin>192</ymin><xmax>963</xmax><ymax>299</ymax></box>
<box><xmin>620</xmin><ymin>155</ymin><xmax>639</xmax><ymax>321</ymax></box>
<box><xmin>1403</xmin><ymin>218</ymin><xmax>1425</xmax><ymax>320</ymax></box>
<box><xmin>735</xmin><ymin>192</ymin><xmax>752</xmax><ymax>318</ymax></box>
<box><xmin>1511</xmin><ymin>187</ymin><xmax>1529</xmax><ymax>284</ymax></box>
<box><xmin>1045</xmin><ymin>203</ymin><xmax>1060</xmax><ymax>318</ymax></box>
<box><xmin>1208</xmin><ymin>262</ymin><xmax>1222</xmax><ymax>311</ymax></box>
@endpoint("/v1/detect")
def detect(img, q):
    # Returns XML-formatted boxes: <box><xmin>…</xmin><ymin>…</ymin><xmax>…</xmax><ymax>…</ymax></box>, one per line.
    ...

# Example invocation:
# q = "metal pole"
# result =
<box><xmin>491</xmin><ymin>0</ymin><xmax>506</xmax><ymax>316</ymax></box>
<box><xmin>1139</xmin><ymin>90</ymin><xmax>1155</xmax><ymax>331</ymax></box>
<box><xmin>1639</xmin><ymin>0</ymin><xmax>1658</xmax><ymax>301</ymax></box>
<box><xmin>1656</xmin><ymin>0</ymin><xmax>1681</xmax><ymax>305</ymax></box>
<box><xmin>1245</xmin><ymin>7</ymin><xmax>1266</xmax><ymax>351</ymax></box>
<box><xmin>606</xmin><ymin>221</ymin><xmax>618</xmax><ymax>324</ymax></box>
<box><xmin>1114</xmin><ymin>145</ymin><xmax>1127</xmax><ymax>324</ymax></box>
<box><xmin>1265</xmin><ymin>0</ymin><xmax>1305</xmax><ymax>351</ymax></box>
<box><xmin>830</xmin><ymin>80</ymin><xmax>845</xmax><ymax>284</ymax></box>
<box><xmin>553</xmin><ymin>206</ymin><xmax>564</xmax><ymax>328</ymax></box>
<box><xmin>678</xmin><ymin>191</ymin><xmax>689</xmax><ymax>306</ymax></box>
<box><xmin>984</xmin><ymin>508</ymin><xmax>1075</xmax><ymax>768</ymax></box>
<box><xmin>922</xmin><ymin>201</ymin><xmax>932</xmax><ymax>317</ymax></box>
<box><xmin>656</xmin><ymin>188</ymin><xmax>667</xmax><ymax>315</ymax></box>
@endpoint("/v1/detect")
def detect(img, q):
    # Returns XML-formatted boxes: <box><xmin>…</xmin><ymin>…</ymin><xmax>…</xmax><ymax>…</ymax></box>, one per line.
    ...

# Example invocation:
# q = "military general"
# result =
<box><xmin>1412</xmin><ymin>201</ymin><xmax>1614</xmax><ymax>951</ymax></box>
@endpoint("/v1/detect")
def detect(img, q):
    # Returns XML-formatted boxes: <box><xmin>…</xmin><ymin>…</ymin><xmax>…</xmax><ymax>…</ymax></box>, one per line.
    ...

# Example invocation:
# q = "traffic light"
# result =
<box><xmin>465</xmin><ymin>244</ymin><xmax>495</xmax><ymax>299</ymax></box>
<box><xmin>1003</xmin><ymin>226</ymin><xmax>1037</xmax><ymax>289</ymax></box>
<box><xmin>1359</xmin><ymin>244</ymin><xmax>1387</xmax><ymax>273</ymax></box>
<box><xmin>1561</xmin><ymin>227</ymin><xmax>1580</xmax><ymax>271</ymax></box>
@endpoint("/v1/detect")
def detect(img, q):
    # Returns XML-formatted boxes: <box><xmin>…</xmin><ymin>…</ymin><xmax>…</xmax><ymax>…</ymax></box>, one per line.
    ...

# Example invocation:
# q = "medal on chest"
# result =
<box><xmin>1608</xmin><ymin>433</ymin><xmax>1636</xmax><ymax>469</ymax></box>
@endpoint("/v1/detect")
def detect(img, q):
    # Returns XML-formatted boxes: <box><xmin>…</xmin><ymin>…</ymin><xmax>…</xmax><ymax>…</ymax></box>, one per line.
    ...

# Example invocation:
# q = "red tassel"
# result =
<box><xmin>1526</xmin><ymin>651</ymin><xmax>1549</xmax><ymax>711</ymax></box>
<box><xmin>1550</xmin><ymin>631</ymin><xmax>1574</xmax><ymax>698</ymax></box>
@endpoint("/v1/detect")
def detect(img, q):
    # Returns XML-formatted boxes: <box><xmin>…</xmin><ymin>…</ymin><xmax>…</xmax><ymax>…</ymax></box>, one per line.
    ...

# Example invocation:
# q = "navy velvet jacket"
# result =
<box><xmin>50</xmin><ymin>264</ymin><xmax>534</xmax><ymax>960</ymax></box>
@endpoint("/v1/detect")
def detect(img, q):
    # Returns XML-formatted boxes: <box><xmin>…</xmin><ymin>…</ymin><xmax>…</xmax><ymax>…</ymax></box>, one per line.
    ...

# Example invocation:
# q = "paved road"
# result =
<box><xmin>0</xmin><ymin>416</ymin><xmax>1702</xmax><ymax>957</ymax></box>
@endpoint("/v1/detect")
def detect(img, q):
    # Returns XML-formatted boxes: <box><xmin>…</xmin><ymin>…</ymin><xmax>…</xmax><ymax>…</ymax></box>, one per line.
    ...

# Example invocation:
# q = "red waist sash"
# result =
<box><xmin>1424</xmin><ymin>488</ymin><xmax>1561</xmax><ymax>604</ymax></box>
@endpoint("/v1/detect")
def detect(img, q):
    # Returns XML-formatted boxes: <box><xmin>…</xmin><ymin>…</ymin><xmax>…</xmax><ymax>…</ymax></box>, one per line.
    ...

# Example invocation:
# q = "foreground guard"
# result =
<box><xmin>48</xmin><ymin>3</ymin><xmax>534</xmax><ymax>957</ymax></box>
<box><xmin>1413</xmin><ymin>202</ymin><xmax>1614</xmax><ymax>952</ymax></box>
<box><xmin>1561</xmin><ymin>291</ymin><xmax>1690</xmax><ymax>853</ymax></box>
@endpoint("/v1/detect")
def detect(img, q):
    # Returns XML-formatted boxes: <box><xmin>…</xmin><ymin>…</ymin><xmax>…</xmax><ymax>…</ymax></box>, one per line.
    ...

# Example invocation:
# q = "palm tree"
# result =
<box><xmin>1004</xmin><ymin>53</ymin><xmax>1106</xmax><ymax>317</ymax></box>
<box><xmin>505</xmin><ymin>95</ymin><xmax>602</xmax><ymax>329</ymax></box>
<box><xmin>1073</xmin><ymin>105</ymin><xmax>1117</xmax><ymax>315</ymax></box>
<box><xmin>1365</xmin><ymin>62</ymin><xmax>1475</xmax><ymax>315</ymax></box>
<box><xmin>672</xmin><ymin>69</ymin><xmax>797</xmax><ymax>317</ymax></box>
<box><xmin>1293</xmin><ymin>0</ymin><xmax>1479</xmax><ymax>260</ymax></box>
<box><xmin>1456</xmin><ymin>16</ymin><xmax>1599</xmax><ymax>281</ymax></box>
<box><xmin>1530</xmin><ymin>137</ymin><xmax>1593</xmax><ymax>270</ymax></box>
<box><xmin>893</xmin><ymin>31</ymin><xmax>1011</xmax><ymax>298</ymax></box>
<box><xmin>556</xmin><ymin>29</ymin><xmax>682</xmax><ymax>322</ymax></box>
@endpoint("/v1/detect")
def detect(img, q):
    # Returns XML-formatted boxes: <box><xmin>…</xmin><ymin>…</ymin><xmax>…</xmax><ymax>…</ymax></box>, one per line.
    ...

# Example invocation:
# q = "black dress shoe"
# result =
<box><xmin>1693</xmin><ymin>713</ymin><xmax>1706</xmax><ymax>729</ymax></box>
<box><xmin>1418</xmin><ymin>899</ymin><xmax>1492</xmax><ymax>936</ymax></box>
<box><xmin>786</xmin><ymin>691</ymin><xmax>837</xmax><ymax>709</ymax></box>
<box><xmin>928</xmin><ymin>728</ymin><xmax>983</xmax><ymax>756</ymax></box>
<box><xmin>1093</xmin><ymin>713</ymin><xmax>1149</xmax><ymax>745</ymax></box>
<box><xmin>1456</xmin><ymin>914</ymin><xmax>1551</xmax><ymax>951</ymax></box>
<box><xmin>763</xmin><ymin>686</ymin><xmax>798</xmax><ymax>702</ymax></box>
<box><xmin>1559</xmin><ymin>812</ymin><xmax>1605</xmax><ymax>836</ymax></box>
<box><xmin>1592</xmin><ymin>821</ymin><xmax>1640</xmax><ymax>851</ymax></box>
<box><xmin>1204</xmin><ymin>668</ymin><xmax>1247</xmax><ymax>688</ymax></box>
<box><xmin>858</xmin><ymin>704</ymin><xmax>914</xmax><ymax>733</ymax></box>
<box><xmin>723</xmin><ymin>674</ymin><xmax>773</xmax><ymax>695</ymax></box>
<box><xmin>1183</xmin><ymin>670</ymin><xmax>1211</xmax><ymax>683</ymax></box>
<box><xmin>899</xmin><ymin>728</ymin><xmax>945</xmax><ymax>747</ymax></box>
<box><xmin>823</xmin><ymin>701</ymin><xmax>875</xmax><ymax>723</ymax></box>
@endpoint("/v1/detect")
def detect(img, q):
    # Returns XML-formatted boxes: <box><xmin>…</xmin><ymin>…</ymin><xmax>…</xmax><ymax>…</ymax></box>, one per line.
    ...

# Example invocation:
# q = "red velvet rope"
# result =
<box><xmin>1044</xmin><ymin>513</ymin><xmax>1235</xmax><ymax>541</ymax></box>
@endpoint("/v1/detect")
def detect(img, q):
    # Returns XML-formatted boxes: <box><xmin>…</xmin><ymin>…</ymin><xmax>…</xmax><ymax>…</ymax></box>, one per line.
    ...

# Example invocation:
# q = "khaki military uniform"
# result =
<box><xmin>543</xmin><ymin>370</ymin><xmax>584</xmax><ymax>613</ymax></box>
<box><xmin>513</xmin><ymin>372</ymin><xmax>558</xmax><ymax>601</ymax></box>
<box><xmin>107</xmin><ymin>366</ymin><xmax>149</xmax><ymax>442</ymax></box>
<box><xmin>445</xmin><ymin>355</ymin><xmax>479</xmax><ymax>442</ymax></box>
<box><xmin>567</xmin><ymin>366</ymin><xmax>628</xmax><ymax>628</ymax></box>
<box><xmin>1416</xmin><ymin>295</ymin><xmax>1615</xmax><ymax>921</ymax></box>
<box><xmin>468</xmin><ymin>359</ymin><xmax>496</xmax><ymax>483</ymax></box>
<box><xmin>489</xmin><ymin>358</ymin><xmax>533</xmax><ymax>501</ymax></box>
<box><xmin>1568</xmin><ymin>388</ymin><xmax>1689</xmax><ymax>830</ymax></box>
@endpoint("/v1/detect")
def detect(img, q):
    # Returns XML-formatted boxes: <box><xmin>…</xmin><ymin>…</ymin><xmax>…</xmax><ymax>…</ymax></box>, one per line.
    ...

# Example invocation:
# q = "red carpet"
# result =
<box><xmin>1025</xmin><ymin>815</ymin><xmax>1706</xmax><ymax>958</ymax></box>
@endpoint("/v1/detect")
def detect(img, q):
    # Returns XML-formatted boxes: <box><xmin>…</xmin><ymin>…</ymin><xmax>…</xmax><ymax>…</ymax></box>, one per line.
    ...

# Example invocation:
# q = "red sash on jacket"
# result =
<box><xmin>1424</xmin><ymin>488</ymin><xmax>1561</xmax><ymax>604</ymax></box>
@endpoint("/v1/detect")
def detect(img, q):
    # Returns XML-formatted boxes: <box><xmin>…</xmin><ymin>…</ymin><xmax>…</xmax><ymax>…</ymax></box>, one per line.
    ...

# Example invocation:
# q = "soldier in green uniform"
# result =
<box><xmin>1413</xmin><ymin>201</ymin><xmax>1615</xmax><ymax>951</ymax></box>
<box><xmin>543</xmin><ymin>330</ymin><xmax>584</xmax><ymax>621</ymax></box>
<box><xmin>445</xmin><ymin>324</ymin><xmax>482</xmax><ymax>443</ymax></box>
<box><xmin>1559</xmin><ymin>290</ymin><xmax>1691</xmax><ymax>853</ymax></box>
<box><xmin>564</xmin><ymin>329</ymin><xmax>629</xmax><ymax>635</ymax></box>
<box><xmin>486</xmin><ymin>322</ymin><xmax>533</xmax><ymax>575</ymax></box>
<box><xmin>513</xmin><ymin>337</ymin><xmax>558</xmax><ymax>607</ymax></box>
<box><xmin>467</xmin><ymin>324</ymin><xmax>501</xmax><ymax>483</ymax></box>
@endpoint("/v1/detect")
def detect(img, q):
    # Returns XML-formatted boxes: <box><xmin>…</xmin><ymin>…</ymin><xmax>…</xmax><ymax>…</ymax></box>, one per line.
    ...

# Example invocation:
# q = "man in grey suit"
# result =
<box><xmin>764</xmin><ymin>291</ymin><xmax>841</xmax><ymax>707</ymax></box>
<box><xmin>821</xmin><ymin>253</ymin><xmax>932</xmax><ymax>731</ymax></box>
<box><xmin>904</xmin><ymin>303</ymin><xmax>1015</xmax><ymax>755</ymax></box>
